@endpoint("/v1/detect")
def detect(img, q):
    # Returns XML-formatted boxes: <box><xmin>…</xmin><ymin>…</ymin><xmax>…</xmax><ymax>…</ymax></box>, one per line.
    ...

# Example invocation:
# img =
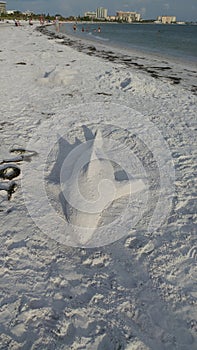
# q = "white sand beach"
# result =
<box><xmin>0</xmin><ymin>22</ymin><xmax>196</xmax><ymax>349</ymax></box>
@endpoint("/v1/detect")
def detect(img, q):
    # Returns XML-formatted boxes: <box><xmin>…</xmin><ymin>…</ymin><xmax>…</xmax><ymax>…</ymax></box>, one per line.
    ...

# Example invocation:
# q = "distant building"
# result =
<box><xmin>157</xmin><ymin>16</ymin><xmax>176</xmax><ymax>24</ymax></box>
<box><xmin>84</xmin><ymin>11</ymin><xmax>96</xmax><ymax>20</ymax></box>
<box><xmin>96</xmin><ymin>7</ymin><xmax>108</xmax><ymax>20</ymax></box>
<box><xmin>135</xmin><ymin>13</ymin><xmax>141</xmax><ymax>22</ymax></box>
<box><xmin>6</xmin><ymin>9</ymin><xmax>34</xmax><ymax>16</ymax></box>
<box><xmin>0</xmin><ymin>1</ymin><xmax>6</xmax><ymax>14</ymax></box>
<box><xmin>6</xmin><ymin>10</ymin><xmax>16</xmax><ymax>14</ymax></box>
<box><xmin>22</xmin><ymin>10</ymin><xmax>34</xmax><ymax>16</ymax></box>
<box><xmin>116</xmin><ymin>11</ymin><xmax>141</xmax><ymax>23</ymax></box>
<box><xmin>108</xmin><ymin>16</ymin><xmax>116</xmax><ymax>22</ymax></box>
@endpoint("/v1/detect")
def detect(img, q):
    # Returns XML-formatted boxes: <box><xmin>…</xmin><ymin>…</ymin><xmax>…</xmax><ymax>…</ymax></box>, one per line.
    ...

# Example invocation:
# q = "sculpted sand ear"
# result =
<box><xmin>86</xmin><ymin>129</ymin><xmax>114</xmax><ymax>180</ymax></box>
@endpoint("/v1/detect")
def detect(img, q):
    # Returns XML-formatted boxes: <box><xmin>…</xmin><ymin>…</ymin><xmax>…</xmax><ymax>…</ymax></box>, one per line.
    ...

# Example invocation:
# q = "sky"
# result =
<box><xmin>6</xmin><ymin>1</ymin><xmax>197</xmax><ymax>21</ymax></box>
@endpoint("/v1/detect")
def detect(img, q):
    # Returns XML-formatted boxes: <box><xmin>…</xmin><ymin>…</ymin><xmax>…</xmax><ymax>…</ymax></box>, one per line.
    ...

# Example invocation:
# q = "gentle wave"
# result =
<box><xmin>88</xmin><ymin>32</ymin><xmax>109</xmax><ymax>41</ymax></box>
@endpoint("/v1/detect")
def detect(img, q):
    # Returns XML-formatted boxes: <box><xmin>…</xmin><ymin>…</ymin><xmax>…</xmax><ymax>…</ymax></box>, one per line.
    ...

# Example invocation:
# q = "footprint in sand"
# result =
<box><xmin>0</xmin><ymin>164</ymin><xmax>20</xmax><ymax>203</ymax></box>
<box><xmin>0</xmin><ymin>148</ymin><xmax>37</xmax><ymax>206</ymax></box>
<box><xmin>0</xmin><ymin>164</ymin><xmax>20</xmax><ymax>180</ymax></box>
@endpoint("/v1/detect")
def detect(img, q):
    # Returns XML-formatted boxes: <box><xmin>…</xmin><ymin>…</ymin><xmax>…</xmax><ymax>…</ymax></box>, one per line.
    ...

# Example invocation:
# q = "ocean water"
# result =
<box><xmin>60</xmin><ymin>22</ymin><xmax>197</xmax><ymax>63</ymax></box>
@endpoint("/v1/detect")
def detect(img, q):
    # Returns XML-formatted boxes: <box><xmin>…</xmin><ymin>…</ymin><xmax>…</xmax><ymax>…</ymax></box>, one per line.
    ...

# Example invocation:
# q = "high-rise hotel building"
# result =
<box><xmin>96</xmin><ymin>7</ymin><xmax>108</xmax><ymax>20</ymax></box>
<box><xmin>0</xmin><ymin>1</ymin><xmax>6</xmax><ymax>14</ymax></box>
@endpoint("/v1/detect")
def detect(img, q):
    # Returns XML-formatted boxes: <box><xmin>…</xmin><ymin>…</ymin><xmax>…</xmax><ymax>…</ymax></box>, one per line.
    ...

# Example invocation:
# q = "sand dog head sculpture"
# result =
<box><xmin>60</xmin><ymin>130</ymin><xmax>146</xmax><ymax>245</ymax></box>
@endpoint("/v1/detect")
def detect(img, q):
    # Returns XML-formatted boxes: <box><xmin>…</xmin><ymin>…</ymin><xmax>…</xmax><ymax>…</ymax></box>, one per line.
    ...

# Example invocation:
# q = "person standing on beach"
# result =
<box><xmin>29</xmin><ymin>17</ymin><xmax>33</xmax><ymax>26</ymax></box>
<box><xmin>55</xmin><ymin>16</ymin><xmax>60</xmax><ymax>32</ymax></box>
<box><xmin>14</xmin><ymin>19</ymin><xmax>20</xmax><ymax>26</ymax></box>
<box><xmin>39</xmin><ymin>16</ymin><xmax>44</xmax><ymax>25</ymax></box>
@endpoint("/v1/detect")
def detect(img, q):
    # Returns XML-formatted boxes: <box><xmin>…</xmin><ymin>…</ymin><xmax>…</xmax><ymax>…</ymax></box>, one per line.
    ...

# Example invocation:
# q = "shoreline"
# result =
<box><xmin>64</xmin><ymin>21</ymin><xmax>197</xmax><ymax>63</ymax></box>
<box><xmin>38</xmin><ymin>24</ymin><xmax>197</xmax><ymax>94</ymax></box>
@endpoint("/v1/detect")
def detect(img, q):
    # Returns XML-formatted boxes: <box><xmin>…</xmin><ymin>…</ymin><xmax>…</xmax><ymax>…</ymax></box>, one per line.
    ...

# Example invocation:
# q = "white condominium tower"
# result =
<box><xmin>96</xmin><ymin>7</ymin><xmax>108</xmax><ymax>19</ymax></box>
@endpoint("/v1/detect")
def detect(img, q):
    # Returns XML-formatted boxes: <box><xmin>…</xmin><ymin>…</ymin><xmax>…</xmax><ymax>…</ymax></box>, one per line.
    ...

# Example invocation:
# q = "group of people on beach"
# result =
<box><xmin>14</xmin><ymin>16</ymin><xmax>58</xmax><ymax>28</ymax></box>
<box><xmin>14</xmin><ymin>19</ymin><xmax>32</xmax><ymax>26</ymax></box>
<box><xmin>73</xmin><ymin>24</ymin><xmax>101</xmax><ymax>33</ymax></box>
<box><xmin>14</xmin><ymin>18</ymin><xmax>33</xmax><ymax>26</ymax></box>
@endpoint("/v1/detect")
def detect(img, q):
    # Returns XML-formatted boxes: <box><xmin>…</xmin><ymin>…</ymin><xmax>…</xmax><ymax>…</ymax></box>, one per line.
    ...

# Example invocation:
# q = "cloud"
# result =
<box><xmin>140</xmin><ymin>7</ymin><xmax>146</xmax><ymax>16</ymax></box>
<box><xmin>163</xmin><ymin>3</ymin><xmax>170</xmax><ymax>10</ymax></box>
